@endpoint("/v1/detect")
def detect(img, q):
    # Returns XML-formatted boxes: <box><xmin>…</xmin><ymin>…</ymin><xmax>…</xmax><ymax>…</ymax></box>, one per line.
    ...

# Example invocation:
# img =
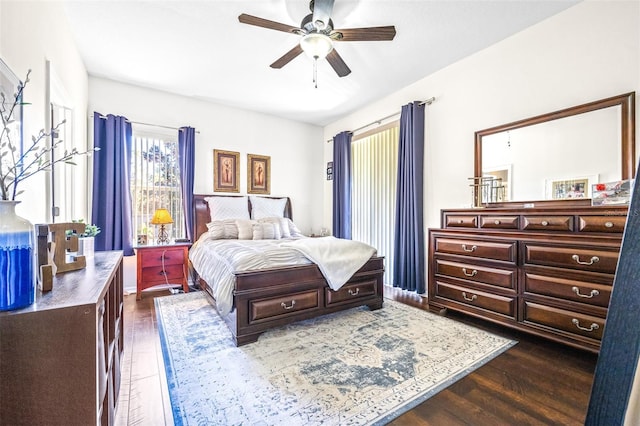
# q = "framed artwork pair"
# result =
<box><xmin>213</xmin><ymin>149</ymin><xmax>270</xmax><ymax>194</ymax></box>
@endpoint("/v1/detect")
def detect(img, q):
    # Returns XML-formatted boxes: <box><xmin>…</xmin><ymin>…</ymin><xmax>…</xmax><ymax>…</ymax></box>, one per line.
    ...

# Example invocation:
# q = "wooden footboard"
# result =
<box><xmin>198</xmin><ymin>256</ymin><xmax>384</xmax><ymax>346</ymax></box>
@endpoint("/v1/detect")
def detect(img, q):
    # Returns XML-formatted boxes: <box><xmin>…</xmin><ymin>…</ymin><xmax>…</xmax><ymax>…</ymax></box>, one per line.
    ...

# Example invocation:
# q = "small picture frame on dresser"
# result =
<box><xmin>137</xmin><ymin>234</ymin><xmax>148</xmax><ymax>245</ymax></box>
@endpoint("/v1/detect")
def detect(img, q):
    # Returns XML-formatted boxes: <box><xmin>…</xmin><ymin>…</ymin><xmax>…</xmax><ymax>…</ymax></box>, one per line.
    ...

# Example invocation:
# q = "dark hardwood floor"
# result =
<box><xmin>117</xmin><ymin>286</ymin><xmax>597</xmax><ymax>426</ymax></box>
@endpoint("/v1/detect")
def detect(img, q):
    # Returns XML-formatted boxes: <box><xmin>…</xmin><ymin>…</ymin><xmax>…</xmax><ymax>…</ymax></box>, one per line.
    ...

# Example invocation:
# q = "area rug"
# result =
<box><xmin>156</xmin><ymin>291</ymin><xmax>516</xmax><ymax>426</ymax></box>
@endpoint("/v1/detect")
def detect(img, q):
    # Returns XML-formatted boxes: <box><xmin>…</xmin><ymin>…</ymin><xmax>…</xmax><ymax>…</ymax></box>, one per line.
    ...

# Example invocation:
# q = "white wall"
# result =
<box><xmin>0</xmin><ymin>1</ymin><xmax>89</xmax><ymax>223</ymax></box>
<box><xmin>89</xmin><ymin>77</ymin><xmax>325</xmax><ymax>235</ymax></box>
<box><xmin>323</xmin><ymin>0</ymin><xmax>640</xmax><ymax>230</ymax></box>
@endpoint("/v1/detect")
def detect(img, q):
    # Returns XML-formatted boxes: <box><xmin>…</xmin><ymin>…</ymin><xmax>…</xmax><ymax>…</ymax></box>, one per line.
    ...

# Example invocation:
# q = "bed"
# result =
<box><xmin>190</xmin><ymin>194</ymin><xmax>385</xmax><ymax>346</ymax></box>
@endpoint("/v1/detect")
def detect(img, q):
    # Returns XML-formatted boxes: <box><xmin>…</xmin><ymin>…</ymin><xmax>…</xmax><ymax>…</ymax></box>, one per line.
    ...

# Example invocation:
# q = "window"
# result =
<box><xmin>130</xmin><ymin>132</ymin><xmax>184</xmax><ymax>243</ymax></box>
<box><xmin>351</xmin><ymin>122</ymin><xmax>399</xmax><ymax>285</ymax></box>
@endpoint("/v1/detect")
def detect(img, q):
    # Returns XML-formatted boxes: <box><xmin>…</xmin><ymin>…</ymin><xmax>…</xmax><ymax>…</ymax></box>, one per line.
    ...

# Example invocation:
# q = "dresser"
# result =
<box><xmin>136</xmin><ymin>243</ymin><xmax>190</xmax><ymax>300</ymax></box>
<box><xmin>428</xmin><ymin>204</ymin><xmax>627</xmax><ymax>353</ymax></box>
<box><xmin>0</xmin><ymin>251</ymin><xmax>124</xmax><ymax>425</ymax></box>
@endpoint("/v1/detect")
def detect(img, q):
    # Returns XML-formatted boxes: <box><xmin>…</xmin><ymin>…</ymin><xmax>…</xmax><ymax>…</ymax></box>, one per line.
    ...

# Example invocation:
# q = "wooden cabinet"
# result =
<box><xmin>428</xmin><ymin>205</ymin><xmax>626</xmax><ymax>353</ymax></box>
<box><xmin>0</xmin><ymin>251</ymin><xmax>124</xmax><ymax>425</ymax></box>
<box><xmin>135</xmin><ymin>243</ymin><xmax>190</xmax><ymax>300</ymax></box>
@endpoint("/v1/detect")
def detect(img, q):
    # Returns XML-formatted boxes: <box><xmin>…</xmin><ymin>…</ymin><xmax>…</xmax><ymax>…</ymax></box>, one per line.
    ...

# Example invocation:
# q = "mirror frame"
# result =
<box><xmin>474</xmin><ymin>92</ymin><xmax>636</xmax><ymax>206</ymax></box>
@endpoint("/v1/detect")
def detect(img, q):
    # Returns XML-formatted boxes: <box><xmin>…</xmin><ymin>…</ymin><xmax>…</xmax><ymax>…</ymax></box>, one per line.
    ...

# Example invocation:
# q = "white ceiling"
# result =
<box><xmin>62</xmin><ymin>0</ymin><xmax>580</xmax><ymax>127</ymax></box>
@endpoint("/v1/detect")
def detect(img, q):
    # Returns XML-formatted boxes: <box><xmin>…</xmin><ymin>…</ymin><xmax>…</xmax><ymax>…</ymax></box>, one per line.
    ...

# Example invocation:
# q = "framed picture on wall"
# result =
<box><xmin>213</xmin><ymin>149</ymin><xmax>240</xmax><ymax>192</ymax></box>
<box><xmin>247</xmin><ymin>154</ymin><xmax>270</xmax><ymax>194</ymax></box>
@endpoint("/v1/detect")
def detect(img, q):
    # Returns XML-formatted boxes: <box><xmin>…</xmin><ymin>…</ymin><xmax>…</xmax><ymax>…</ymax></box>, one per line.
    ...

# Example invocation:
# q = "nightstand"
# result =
<box><xmin>135</xmin><ymin>242</ymin><xmax>191</xmax><ymax>300</ymax></box>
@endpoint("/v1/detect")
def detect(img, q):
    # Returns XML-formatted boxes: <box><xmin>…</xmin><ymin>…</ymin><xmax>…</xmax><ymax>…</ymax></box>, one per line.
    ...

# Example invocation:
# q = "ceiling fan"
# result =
<box><xmin>238</xmin><ymin>0</ymin><xmax>396</xmax><ymax>85</ymax></box>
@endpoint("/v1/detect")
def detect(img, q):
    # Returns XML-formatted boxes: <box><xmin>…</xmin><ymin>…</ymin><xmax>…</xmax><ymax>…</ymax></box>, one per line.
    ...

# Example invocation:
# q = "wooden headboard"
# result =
<box><xmin>193</xmin><ymin>194</ymin><xmax>293</xmax><ymax>242</ymax></box>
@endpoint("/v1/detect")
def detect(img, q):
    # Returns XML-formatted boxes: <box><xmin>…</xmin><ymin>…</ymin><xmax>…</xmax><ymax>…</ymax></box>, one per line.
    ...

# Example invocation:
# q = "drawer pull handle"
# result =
<box><xmin>572</xmin><ymin>254</ymin><xmax>600</xmax><ymax>266</ymax></box>
<box><xmin>572</xmin><ymin>318</ymin><xmax>599</xmax><ymax>332</ymax></box>
<box><xmin>604</xmin><ymin>221</ymin><xmax>614</xmax><ymax>228</ymax></box>
<box><xmin>158</xmin><ymin>270</ymin><xmax>167</xmax><ymax>276</ymax></box>
<box><xmin>494</xmin><ymin>220</ymin><xmax>501</xmax><ymax>225</ymax></box>
<box><xmin>572</xmin><ymin>286</ymin><xmax>600</xmax><ymax>298</ymax></box>
<box><xmin>462</xmin><ymin>268</ymin><xmax>478</xmax><ymax>277</ymax></box>
<box><xmin>541</xmin><ymin>220</ymin><xmax>549</xmax><ymax>226</ymax></box>
<box><xmin>458</xmin><ymin>219</ymin><xmax>464</xmax><ymax>224</ymax></box>
<box><xmin>462</xmin><ymin>292</ymin><xmax>477</xmax><ymax>302</ymax></box>
<box><xmin>462</xmin><ymin>244</ymin><xmax>477</xmax><ymax>252</ymax></box>
<box><xmin>280</xmin><ymin>300</ymin><xmax>296</xmax><ymax>310</ymax></box>
<box><xmin>348</xmin><ymin>288</ymin><xmax>360</xmax><ymax>296</ymax></box>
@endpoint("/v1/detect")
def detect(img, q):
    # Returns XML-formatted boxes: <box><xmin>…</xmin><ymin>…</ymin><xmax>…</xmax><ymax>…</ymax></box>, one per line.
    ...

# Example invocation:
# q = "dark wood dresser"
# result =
<box><xmin>0</xmin><ymin>251</ymin><xmax>124</xmax><ymax>425</ymax></box>
<box><xmin>428</xmin><ymin>204</ymin><xmax>627</xmax><ymax>353</ymax></box>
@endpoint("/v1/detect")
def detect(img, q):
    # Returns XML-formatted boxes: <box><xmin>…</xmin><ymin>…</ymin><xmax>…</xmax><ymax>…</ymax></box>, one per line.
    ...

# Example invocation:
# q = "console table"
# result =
<box><xmin>428</xmin><ymin>205</ymin><xmax>627</xmax><ymax>353</ymax></box>
<box><xmin>0</xmin><ymin>251</ymin><xmax>124</xmax><ymax>425</ymax></box>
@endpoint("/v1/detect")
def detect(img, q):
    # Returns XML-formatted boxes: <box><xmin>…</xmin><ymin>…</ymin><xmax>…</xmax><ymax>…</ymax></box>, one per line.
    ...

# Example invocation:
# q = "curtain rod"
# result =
<box><xmin>92</xmin><ymin>114</ymin><xmax>200</xmax><ymax>134</ymax></box>
<box><xmin>326</xmin><ymin>97</ymin><xmax>435</xmax><ymax>143</ymax></box>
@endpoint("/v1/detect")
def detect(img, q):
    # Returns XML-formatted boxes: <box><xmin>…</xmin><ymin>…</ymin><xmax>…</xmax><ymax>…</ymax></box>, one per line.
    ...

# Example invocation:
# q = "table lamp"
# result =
<box><xmin>150</xmin><ymin>208</ymin><xmax>173</xmax><ymax>244</ymax></box>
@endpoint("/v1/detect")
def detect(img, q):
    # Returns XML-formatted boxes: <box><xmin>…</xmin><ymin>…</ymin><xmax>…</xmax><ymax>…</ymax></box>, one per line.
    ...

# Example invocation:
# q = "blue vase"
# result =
<box><xmin>0</xmin><ymin>201</ymin><xmax>35</xmax><ymax>311</ymax></box>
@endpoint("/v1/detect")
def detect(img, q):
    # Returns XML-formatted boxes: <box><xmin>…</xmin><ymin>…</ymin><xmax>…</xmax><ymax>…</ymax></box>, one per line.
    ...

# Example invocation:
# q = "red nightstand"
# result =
<box><xmin>135</xmin><ymin>242</ymin><xmax>191</xmax><ymax>300</ymax></box>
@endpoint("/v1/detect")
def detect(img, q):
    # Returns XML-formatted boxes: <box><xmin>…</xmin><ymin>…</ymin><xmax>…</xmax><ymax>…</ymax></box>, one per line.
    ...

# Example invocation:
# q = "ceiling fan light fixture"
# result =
<box><xmin>300</xmin><ymin>33</ymin><xmax>333</xmax><ymax>59</ymax></box>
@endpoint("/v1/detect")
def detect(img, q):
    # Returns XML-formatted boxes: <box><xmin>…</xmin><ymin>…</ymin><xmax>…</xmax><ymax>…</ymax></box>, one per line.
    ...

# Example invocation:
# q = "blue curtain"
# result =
<box><xmin>91</xmin><ymin>113</ymin><xmax>134</xmax><ymax>256</ymax></box>
<box><xmin>178</xmin><ymin>127</ymin><xmax>196</xmax><ymax>241</ymax></box>
<box><xmin>332</xmin><ymin>131</ymin><xmax>352</xmax><ymax>239</ymax></box>
<box><xmin>393</xmin><ymin>102</ymin><xmax>425</xmax><ymax>293</ymax></box>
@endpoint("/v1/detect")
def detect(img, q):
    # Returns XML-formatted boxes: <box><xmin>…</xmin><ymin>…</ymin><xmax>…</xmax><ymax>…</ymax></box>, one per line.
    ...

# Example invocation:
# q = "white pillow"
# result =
<box><xmin>205</xmin><ymin>196</ymin><xmax>250</xmax><ymax>221</ymax></box>
<box><xmin>250</xmin><ymin>196</ymin><xmax>287</xmax><ymax>219</ymax></box>
<box><xmin>206</xmin><ymin>220</ymin><xmax>238</xmax><ymax>239</ymax></box>
<box><xmin>236</xmin><ymin>219</ymin><xmax>257</xmax><ymax>240</ymax></box>
<box><xmin>286</xmin><ymin>218</ymin><xmax>305</xmax><ymax>238</ymax></box>
<box><xmin>252</xmin><ymin>222</ymin><xmax>281</xmax><ymax>240</ymax></box>
<box><xmin>258</xmin><ymin>217</ymin><xmax>291</xmax><ymax>238</ymax></box>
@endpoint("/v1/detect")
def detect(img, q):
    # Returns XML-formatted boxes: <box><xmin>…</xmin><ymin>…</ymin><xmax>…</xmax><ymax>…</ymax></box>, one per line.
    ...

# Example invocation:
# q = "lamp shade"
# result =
<box><xmin>299</xmin><ymin>33</ymin><xmax>333</xmax><ymax>59</ymax></box>
<box><xmin>150</xmin><ymin>208</ymin><xmax>173</xmax><ymax>225</ymax></box>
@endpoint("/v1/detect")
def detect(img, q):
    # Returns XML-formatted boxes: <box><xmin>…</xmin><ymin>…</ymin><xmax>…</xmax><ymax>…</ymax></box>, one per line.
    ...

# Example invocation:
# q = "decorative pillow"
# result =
<box><xmin>286</xmin><ymin>218</ymin><xmax>305</xmax><ymax>238</ymax></box>
<box><xmin>252</xmin><ymin>222</ymin><xmax>281</xmax><ymax>240</ymax></box>
<box><xmin>206</xmin><ymin>220</ymin><xmax>239</xmax><ymax>239</ymax></box>
<box><xmin>258</xmin><ymin>217</ymin><xmax>291</xmax><ymax>238</ymax></box>
<box><xmin>205</xmin><ymin>196</ymin><xmax>250</xmax><ymax>221</ymax></box>
<box><xmin>250</xmin><ymin>196</ymin><xmax>287</xmax><ymax>219</ymax></box>
<box><xmin>236</xmin><ymin>219</ymin><xmax>257</xmax><ymax>240</ymax></box>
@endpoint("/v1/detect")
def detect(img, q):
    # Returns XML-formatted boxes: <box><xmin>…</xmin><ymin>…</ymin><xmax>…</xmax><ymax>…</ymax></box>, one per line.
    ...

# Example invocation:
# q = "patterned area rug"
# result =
<box><xmin>156</xmin><ymin>291</ymin><xmax>516</xmax><ymax>425</ymax></box>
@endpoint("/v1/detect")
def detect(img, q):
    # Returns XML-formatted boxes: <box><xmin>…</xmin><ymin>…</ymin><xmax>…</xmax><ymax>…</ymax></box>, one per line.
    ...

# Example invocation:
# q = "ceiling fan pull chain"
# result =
<box><xmin>313</xmin><ymin>57</ymin><xmax>318</xmax><ymax>88</ymax></box>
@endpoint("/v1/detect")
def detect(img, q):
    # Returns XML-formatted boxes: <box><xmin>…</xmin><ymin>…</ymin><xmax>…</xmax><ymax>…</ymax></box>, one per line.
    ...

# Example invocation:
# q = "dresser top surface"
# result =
<box><xmin>0</xmin><ymin>251</ymin><xmax>123</xmax><ymax>316</ymax></box>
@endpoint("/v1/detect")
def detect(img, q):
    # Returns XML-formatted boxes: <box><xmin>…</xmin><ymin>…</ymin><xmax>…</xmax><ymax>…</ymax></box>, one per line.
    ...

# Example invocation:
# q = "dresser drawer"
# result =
<box><xmin>435</xmin><ymin>281</ymin><xmax>516</xmax><ymax>318</ymax></box>
<box><xmin>479</xmin><ymin>216</ymin><xmax>519</xmax><ymax>230</ymax></box>
<box><xmin>141</xmin><ymin>264</ymin><xmax>185</xmax><ymax>282</ymax></box>
<box><xmin>434</xmin><ymin>237</ymin><xmax>516</xmax><ymax>263</ymax></box>
<box><xmin>522</xmin><ymin>215</ymin><xmax>573</xmax><ymax>231</ymax></box>
<box><xmin>578</xmin><ymin>215</ymin><xmax>626</xmax><ymax>233</ymax></box>
<box><xmin>524</xmin><ymin>272</ymin><xmax>612</xmax><ymax>307</ymax></box>
<box><xmin>445</xmin><ymin>215</ymin><xmax>477</xmax><ymax>228</ymax></box>
<box><xmin>250</xmin><ymin>290</ymin><xmax>320</xmax><ymax>322</ymax></box>
<box><xmin>326</xmin><ymin>279</ymin><xmax>377</xmax><ymax>305</ymax></box>
<box><xmin>523</xmin><ymin>243</ymin><xmax>619</xmax><ymax>274</ymax></box>
<box><xmin>139</xmin><ymin>248</ymin><xmax>185</xmax><ymax>267</ymax></box>
<box><xmin>523</xmin><ymin>302</ymin><xmax>604</xmax><ymax>341</ymax></box>
<box><xmin>435</xmin><ymin>259</ymin><xmax>516</xmax><ymax>289</ymax></box>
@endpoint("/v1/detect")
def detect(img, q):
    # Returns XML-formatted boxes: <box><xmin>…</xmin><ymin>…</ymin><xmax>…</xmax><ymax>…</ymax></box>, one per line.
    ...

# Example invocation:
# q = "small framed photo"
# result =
<box><xmin>247</xmin><ymin>154</ymin><xmax>270</xmax><ymax>194</ymax></box>
<box><xmin>213</xmin><ymin>149</ymin><xmax>240</xmax><ymax>193</ymax></box>
<box><xmin>546</xmin><ymin>176</ymin><xmax>595</xmax><ymax>200</ymax></box>
<box><xmin>136</xmin><ymin>234</ymin><xmax>148</xmax><ymax>246</ymax></box>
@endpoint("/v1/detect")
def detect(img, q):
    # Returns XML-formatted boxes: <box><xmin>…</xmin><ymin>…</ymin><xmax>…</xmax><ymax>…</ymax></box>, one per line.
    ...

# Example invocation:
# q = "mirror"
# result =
<box><xmin>474</xmin><ymin>92</ymin><xmax>636</xmax><ymax>206</ymax></box>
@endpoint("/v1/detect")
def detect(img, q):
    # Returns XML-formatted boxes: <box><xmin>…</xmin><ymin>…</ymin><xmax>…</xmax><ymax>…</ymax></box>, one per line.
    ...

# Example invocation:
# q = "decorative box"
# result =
<box><xmin>591</xmin><ymin>180</ymin><xmax>634</xmax><ymax>206</ymax></box>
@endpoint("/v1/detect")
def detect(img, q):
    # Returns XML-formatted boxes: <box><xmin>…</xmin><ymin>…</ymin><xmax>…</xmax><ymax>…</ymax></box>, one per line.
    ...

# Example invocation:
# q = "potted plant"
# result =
<box><xmin>70</xmin><ymin>219</ymin><xmax>100</xmax><ymax>259</ymax></box>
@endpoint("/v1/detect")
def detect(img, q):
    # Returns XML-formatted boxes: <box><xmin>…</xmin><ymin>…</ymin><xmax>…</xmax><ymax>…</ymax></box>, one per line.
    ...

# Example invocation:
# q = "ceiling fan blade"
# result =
<box><xmin>332</xmin><ymin>26</ymin><xmax>396</xmax><ymax>42</ymax></box>
<box><xmin>238</xmin><ymin>13</ymin><xmax>301</xmax><ymax>34</ymax></box>
<box><xmin>312</xmin><ymin>0</ymin><xmax>335</xmax><ymax>31</ymax></box>
<box><xmin>270</xmin><ymin>44</ymin><xmax>304</xmax><ymax>69</ymax></box>
<box><xmin>326</xmin><ymin>49</ymin><xmax>351</xmax><ymax>77</ymax></box>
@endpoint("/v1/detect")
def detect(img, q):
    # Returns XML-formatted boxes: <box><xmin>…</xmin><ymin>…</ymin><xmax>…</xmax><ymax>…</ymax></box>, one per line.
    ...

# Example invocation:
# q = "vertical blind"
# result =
<box><xmin>351</xmin><ymin>122</ymin><xmax>399</xmax><ymax>285</ymax></box>
<box><xmin>130</xmin><ymin>135</ymin><xmax>185</xmax><ymax>243</ymax></box>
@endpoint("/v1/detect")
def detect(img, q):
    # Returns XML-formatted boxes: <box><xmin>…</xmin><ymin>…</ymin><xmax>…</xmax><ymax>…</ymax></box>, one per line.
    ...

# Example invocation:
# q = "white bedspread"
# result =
<box><xmin>281</xmin><ymin>236</ymin><xmax>377</xmax><ymax>291</ymax></box>
<box><xmin>189</xmin><ymin>235</ymin><xmax>376</xmax><ymax>316</ymax></box>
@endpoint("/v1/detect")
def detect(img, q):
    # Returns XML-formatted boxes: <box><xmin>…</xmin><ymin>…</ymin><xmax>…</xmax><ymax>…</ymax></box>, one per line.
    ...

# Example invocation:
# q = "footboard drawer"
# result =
<box><xmin>250</xmin><ymin>290</ymin><xmax>320</xmax><ymax>322</ymax></box>
<box><xmin>326</xmin><ymin>279</ymin><xmax>377</xmax><ymax>306</ymax></box>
